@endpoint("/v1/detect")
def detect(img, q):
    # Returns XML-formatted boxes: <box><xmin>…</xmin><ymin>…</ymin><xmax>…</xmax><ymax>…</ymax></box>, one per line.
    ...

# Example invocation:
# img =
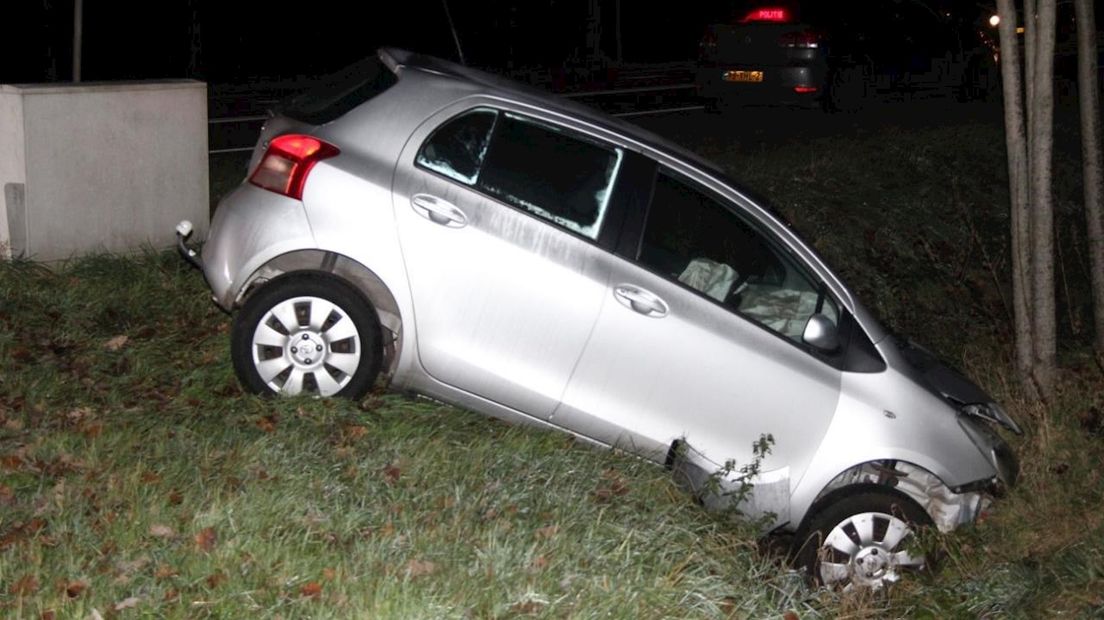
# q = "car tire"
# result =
<box><xmin>793</xmin><ymin>486</ymin><xmax>933</xmax><ymax>589</ymax></box>
<box><xmin>231</xmin><ymin>273</ymin><xmax>381</xmax><ymax>399</ymax></box>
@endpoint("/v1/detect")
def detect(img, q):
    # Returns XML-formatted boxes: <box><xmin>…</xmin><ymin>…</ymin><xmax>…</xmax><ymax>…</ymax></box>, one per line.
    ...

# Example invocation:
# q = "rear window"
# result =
<box><xmin>276</xmin><ymin>56</ymin><xmax>397</xmax><ymax>124</ymax></box>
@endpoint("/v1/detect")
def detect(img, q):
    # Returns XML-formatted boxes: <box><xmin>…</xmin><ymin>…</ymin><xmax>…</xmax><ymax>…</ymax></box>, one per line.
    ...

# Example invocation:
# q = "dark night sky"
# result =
<box><xmin>0</xmin><ymin>1</ymin><xmax>1033</xmax><ymax>85</ymax></box>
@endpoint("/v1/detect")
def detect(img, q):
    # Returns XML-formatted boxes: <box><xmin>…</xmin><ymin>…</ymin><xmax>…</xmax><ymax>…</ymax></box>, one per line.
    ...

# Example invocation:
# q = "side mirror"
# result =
<box><xmin>803</xmin><ymin>314</ymin><xmax>840</xmax><ymax>353</ymax></box>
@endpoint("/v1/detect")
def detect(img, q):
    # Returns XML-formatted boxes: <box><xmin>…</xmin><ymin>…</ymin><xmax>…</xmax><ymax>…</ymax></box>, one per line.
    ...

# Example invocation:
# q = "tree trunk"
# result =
<box><xmin>996</xmin><ymin>0</ymin><xmax>1035</xmax><ymax>381</ymax></box>
<box><xmin>1028</xmin><ymin>0</ymin><xmax>1058</xmax><ymax>395</ymax></box>
<box><xmin>1074</xmin><ymin>0</ymin><xmax>1104</xmax><ymax>357</ymax></box>
<box><xmin>186</xmin><ymin>0</ymin><xmax>203</xmax><ymax>79</ymax></box>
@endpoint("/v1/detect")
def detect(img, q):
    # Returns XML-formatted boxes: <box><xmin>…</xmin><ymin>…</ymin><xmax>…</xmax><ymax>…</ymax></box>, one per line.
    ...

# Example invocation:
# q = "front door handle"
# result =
<box><xmin>411</xmin><ymin>194</ymin><xmax>467</xmax><ymax>228</ymax></box>
<box><xmin>613</xmin><ymin>284</ymin><xmax>668</xmax><ymax>318</ymax></box>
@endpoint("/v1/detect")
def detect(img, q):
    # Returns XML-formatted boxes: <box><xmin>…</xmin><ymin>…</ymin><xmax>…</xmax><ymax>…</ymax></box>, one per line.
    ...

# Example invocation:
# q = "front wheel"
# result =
<box><xmin>794</xmin><ymin>488</ymin><xmax>933</xmax><ymax>589</ymax></box>
<box><xmin>231</xmin><ymin>274</ymin><xmax>381</xmax><ymax>398</ymax></box>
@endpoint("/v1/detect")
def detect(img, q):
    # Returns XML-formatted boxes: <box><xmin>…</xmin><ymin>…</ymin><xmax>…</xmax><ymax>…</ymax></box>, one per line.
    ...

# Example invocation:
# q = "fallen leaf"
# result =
<box><xmin>529</xmin><ymin>555</ymin><xmax>548</xmax><ymax>571</ymax></box>
<box><xmin>65</xmin><ymin>579</ymin><xmax>89</xmax><ymax>598</ymax></box>
<box><xmin>9</xmin><ymin>574</ymin><xmax>39</xmax><ymax>595</ymax></box>
<box><xmin>535</xmin><ymin>525</ymin><xmax>559</xmax><ymax>540</ymax></box>
<box><xmin>1</xmin><ymin>453</ymin><xmax>26</xmax><ymax>471</ymax></box>
<box><xmin>104</xmin><ymin>335</ymin><xmax>129</xmax><ymax>352</ymax></box>
<box><xmin>40</xmin><ymin>611</ymin><xmax>56</xmax><ymax>620</ymax></box>
<box><xmin>163</xmin><ymin>588</ymin><xmax>179</xmax><ymax>602</ymax></box>
<box><xmin>149</xmin><ymin>524</ymin><xmax>176</xmax><ymax>539</ymax></box>
<box><xmin>194</xmin><ymin>527</ymin><xmax>217</xmax><ymax>552</ymax></box>
<box><xmin>0</xmin><ymin>483</ymin><xmax>13</xmax><ymax>504</ymax></box>
<box><xmin>140</xmin><ymin>471</ymin><xmax>162</xmax><ymax>484</ymax></box>
<box><xmin>405</xmin><ymin>559</ymin><xmax>437</xmax><ymax>578</ymax></box>
<box><xmin>256</xmin><ymin>415</ymin><xmax>277</xmax><ymax>433</ymax></box>
<box><xmin>167</xmin><ymin>489</ymin><xmax>184</xmax><ymax>505</ymax></box>
<box><xmin>114</xmin><ymin>597</ymin><xmax>141</xmax><ymax>611</ymax></box>
<box><xmin>0</xmin><ymin>518</ymin><xmax>47</xmax><ymax>550</ymax></box>
<box><xmin>205</xmin><ymin>572</ymin><xmax>227</xmax><ymax>589</ymax></box>
<box><xmin>154</xmin><ymin>564</ymin><xmax>178</xmax><ymax>580</ymax></box>
<box><xmin>81</xmin><ymin>423</ymin><xmax>104</xmax><ymax>439</ymax></box>
<box><xmin>383</xmin><ymin>463</ymin><xmax>402</xmax><ymax>484</ymax></box>
<box><xmin>300</xmin><ymin>581</ymin><xmax>323</xmax><ymax>598</ymax></box>
<box><xmin>783</xmin><ymin>612</ymin><xmax>800</xmax><ymax>620</ymax></box>
<box><xmin>343</xmin><ymin>425</ymin><xmax>368</xmax><ymax>440</ymax></box>
<box><xmin>322</xmin><ymin>567</ymin><xmax>337</xmax><ymax>581</ymax></box>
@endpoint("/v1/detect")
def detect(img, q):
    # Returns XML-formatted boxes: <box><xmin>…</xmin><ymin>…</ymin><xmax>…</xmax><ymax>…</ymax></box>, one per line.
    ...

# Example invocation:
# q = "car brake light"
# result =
<box><xmin>779</xmin><ymin>30</ymin><xmax>820</xmax><ymax>48</ymax></box>
<box><xmin>739</xmin><ymin>6</ymin><xmax>792</xmax><ymax>23</ymax></box>
<box><xmin>793</xmin><ymin>86</ymin><xmax>818</xmax><ymax>94</ymax></box>
<box><xmin>249</xmin><ymin>134</ymin><xmax>340</xmax><ymax>200</ymax></box>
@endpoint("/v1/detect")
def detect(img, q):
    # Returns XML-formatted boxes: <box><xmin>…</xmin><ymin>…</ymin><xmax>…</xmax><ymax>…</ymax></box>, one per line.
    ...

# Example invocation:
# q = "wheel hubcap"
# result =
<box><xmin>251</xmin><ymin>295</ymin><xmax>361</xmax><ymax>396</ymax></box>
<box><xmin>817</xmin><ymin>511</ymin><xmax>924</xmax><ymax>590</ymax></box>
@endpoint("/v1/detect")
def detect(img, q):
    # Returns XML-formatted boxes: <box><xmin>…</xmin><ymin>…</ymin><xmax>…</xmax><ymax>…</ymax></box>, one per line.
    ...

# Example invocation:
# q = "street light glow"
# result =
<box><xmin>989</xmin><ymin>14</ymin><xmax>1000</xmax><ymax>27</ymax></box>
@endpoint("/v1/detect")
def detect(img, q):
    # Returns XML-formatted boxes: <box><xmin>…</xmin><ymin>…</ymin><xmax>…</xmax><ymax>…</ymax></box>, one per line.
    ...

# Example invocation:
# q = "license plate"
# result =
<box><xmin>722</xmin><ymin>70</ymin><xmax>764</xmax><ymax>83</ymax></box>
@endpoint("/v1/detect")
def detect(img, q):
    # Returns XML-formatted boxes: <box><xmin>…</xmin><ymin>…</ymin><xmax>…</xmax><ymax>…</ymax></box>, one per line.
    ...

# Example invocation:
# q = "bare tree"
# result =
<box><xmin>995</xmin><ymin>0</ymin><xmax>1059</xmax><ymax>397</ymax></box>
<box><xmin>1029</xmin><ymin>1</ymin><xmax>1058</xmax><ymax>393</ymax></box>
<box><xmin>995</xmin><ymin>0</ymin><xmax>1035</xmax><ymax>383</ymax></box>
<box><xmin>1074</xmin><ymin>0</ymin><xmax>1104</xmax><ymax>358</ymax></box>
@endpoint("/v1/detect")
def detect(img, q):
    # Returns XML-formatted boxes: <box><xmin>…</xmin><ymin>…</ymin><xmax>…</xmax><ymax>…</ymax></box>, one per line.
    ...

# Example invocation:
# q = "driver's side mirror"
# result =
<box><xmin>803</xmin><ymin>314</ymin><xmax>840</xmax><ymax>353</ymax></box>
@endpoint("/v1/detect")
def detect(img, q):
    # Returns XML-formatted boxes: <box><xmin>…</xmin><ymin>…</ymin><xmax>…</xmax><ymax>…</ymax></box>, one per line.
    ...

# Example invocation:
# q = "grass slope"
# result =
<box><xmin>2</xmin><ymin>104</ymin><xmax>1103</xmax><ymax>618</ymax></box>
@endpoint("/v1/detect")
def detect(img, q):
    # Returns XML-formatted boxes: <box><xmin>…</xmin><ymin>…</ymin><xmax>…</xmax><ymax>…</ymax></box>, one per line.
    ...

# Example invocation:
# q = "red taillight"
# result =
<box><xmin>249</xmin><ymin>134</ymin><xmax>340</xmax><ymax>200</ymax></box>
<box><xmin>779</xmin><ymin>30</ymin><xmax>820</xmax><ymax>48</ymax></box>
<box><xmin>793</xmin><ymin>86</ymin><xmax>819</xmax><ymax>94</ymax></box>
<box><xmin>739</xmin><ymin>6</ymin><xmax>792</xmax><ymax>23</ymax></box>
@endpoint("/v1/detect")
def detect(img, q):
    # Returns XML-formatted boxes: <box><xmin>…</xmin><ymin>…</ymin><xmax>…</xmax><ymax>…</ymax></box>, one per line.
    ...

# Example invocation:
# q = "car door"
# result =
<box><xmin>392</xmin><ymin>103</ymin><xmax>627</xmax><ymax>419</ymax></box>
<box><xmin>554</xmin><ymin>164</ymin><xmax>842</xmax><ymax>483</ymax></box>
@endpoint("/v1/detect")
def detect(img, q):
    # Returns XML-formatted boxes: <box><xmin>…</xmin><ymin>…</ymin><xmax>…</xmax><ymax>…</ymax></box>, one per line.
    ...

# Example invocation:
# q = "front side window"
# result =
<box><xmin>416</xmin><ymin>109</ymin><xmax>622</xmax><ymax>240</ymax></box>
<box><xmin>640</xmin><ymin>170</ymin><xmax>838</xmax><ymax>342</ymax></box>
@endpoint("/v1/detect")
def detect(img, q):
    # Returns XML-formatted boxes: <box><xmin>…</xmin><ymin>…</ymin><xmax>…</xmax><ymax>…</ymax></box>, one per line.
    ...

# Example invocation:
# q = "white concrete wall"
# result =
<box><xmin>0</xmin><ymin>80</ymin><xmax>208</xmax><ymax>261</ymax></box>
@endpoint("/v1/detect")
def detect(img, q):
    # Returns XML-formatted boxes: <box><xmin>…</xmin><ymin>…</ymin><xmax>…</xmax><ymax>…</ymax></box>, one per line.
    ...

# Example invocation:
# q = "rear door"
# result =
<box><xmin>554</xmin><ymin>163</ymin><xmax>841</xmax><ymax>480</ymax></box>
<box><xmin>392</xmin><ymin>101</ymin><xmax>628</xmax><ymax>419</ymax></box>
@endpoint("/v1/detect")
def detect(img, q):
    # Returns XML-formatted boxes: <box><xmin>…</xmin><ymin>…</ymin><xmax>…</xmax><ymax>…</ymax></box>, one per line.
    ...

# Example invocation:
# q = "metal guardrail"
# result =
<box><xmin>206</xmin><ymin>82</ymin><xmax>702</xmax><ymax>155</ymax></box>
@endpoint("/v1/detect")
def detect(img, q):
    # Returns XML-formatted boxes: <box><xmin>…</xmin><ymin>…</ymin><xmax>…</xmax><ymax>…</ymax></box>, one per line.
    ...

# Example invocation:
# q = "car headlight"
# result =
<box><xmin>958</xmin><ymin>409</ymin><xmax>1020</xmax><ymax>489</ymax></box>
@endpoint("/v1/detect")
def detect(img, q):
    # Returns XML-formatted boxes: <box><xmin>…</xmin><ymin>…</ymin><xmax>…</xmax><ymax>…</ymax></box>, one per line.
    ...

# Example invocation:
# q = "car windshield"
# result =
<box><xmin>275</xmin><ymin>56</ymin><xmax>398</xmax><ymax>125</ymax></box>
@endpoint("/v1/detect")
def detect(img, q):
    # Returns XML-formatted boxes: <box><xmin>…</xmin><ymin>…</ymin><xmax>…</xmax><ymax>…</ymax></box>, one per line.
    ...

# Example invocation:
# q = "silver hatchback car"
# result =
<box><xmin>179</xmin><ymin>48</ymin><xmax>1019</xmax><ymax>589</ymax></box>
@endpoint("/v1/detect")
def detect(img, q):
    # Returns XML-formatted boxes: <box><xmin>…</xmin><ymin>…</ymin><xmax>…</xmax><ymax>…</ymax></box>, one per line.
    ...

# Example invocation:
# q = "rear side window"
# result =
<box><xmin>416</xmin><ymin>109</ymin><xmax>623</xmax><ymax>240</ymax></box>
<box><xmin>277</xmin><ymin>57</ymin><xmax>397</xmax><ymax>124</ymax></box>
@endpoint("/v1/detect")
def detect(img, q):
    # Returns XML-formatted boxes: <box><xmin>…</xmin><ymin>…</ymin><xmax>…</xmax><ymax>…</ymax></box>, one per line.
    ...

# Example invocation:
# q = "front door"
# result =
<box><xmin>393</xmin><ymin>105</ymin><xmax>625</xmax><ymax>419</ymax></box>
<box><xmin>555</xmin><ymin>166</ymin><xmax>842</xmax><ymax>481</ymax></box>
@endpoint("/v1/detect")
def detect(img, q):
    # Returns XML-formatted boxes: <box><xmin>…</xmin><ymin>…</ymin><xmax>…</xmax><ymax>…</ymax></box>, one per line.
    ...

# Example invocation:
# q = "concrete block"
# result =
<box><xmin>0</xmin><ymin>80</ymin><xmax>208</xmax><ymax>261</ymax></box>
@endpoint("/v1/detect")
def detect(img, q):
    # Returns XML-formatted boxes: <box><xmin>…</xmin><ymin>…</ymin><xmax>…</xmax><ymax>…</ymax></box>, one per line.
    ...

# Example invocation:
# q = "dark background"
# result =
<box><xmin>4</xmin><ymin>1</ymin><xmax>998</xmax><ymax>85</ymax></box>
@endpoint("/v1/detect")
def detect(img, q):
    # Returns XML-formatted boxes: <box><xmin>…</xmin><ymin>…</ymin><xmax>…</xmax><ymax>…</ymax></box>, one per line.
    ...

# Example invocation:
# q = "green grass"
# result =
<box><xmin>3</xmin><ymin>106</ymin><xmax>1104</xmax><ymax>618</ymax></box>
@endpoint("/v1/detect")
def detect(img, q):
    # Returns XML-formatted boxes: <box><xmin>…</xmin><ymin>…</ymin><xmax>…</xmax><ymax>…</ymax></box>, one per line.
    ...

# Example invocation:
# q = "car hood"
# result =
<box><xmin>895</xmin><ymin>338</ymin><xmax>990</xmax><ymax>405</ymax></box>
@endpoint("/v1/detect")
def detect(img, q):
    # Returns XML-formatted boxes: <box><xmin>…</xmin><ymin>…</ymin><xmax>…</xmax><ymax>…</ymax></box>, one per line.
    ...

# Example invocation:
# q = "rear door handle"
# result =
<box><xmin>411</xmin><ymin>194</ymin><xmax>467</xmax><ymax>228</ymax></box>
<box><xmin>613</xmin><ymin>284</ymin><xmax>668</xmax><ymax>318</ymax></box>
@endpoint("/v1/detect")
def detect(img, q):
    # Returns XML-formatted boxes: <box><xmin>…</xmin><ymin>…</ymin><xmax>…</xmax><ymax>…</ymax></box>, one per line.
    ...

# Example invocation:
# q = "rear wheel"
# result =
<box><xmin>794</xmin><ymin>488</ymin><xmax>933</xmax><ymax>589</ymax></box>
<box><xmin>231</xmin><ymin>274</ymin><xmax>381</xmax><ymax>398</ymax></box>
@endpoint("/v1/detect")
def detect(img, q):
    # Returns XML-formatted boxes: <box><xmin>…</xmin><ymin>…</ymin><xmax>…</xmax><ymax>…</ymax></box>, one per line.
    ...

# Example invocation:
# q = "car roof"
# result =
<box><xmin>379</xmin><ymin>47</ymin><xmax>726</xmax><ymax>177</ymax></box>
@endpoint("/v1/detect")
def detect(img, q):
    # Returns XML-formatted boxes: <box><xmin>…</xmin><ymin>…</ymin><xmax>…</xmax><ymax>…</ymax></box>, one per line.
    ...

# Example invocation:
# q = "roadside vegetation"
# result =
<box><xmin>3</xmin><ymin>102</ymin><xmax>1102</xmax><ymax>618</ymax></box>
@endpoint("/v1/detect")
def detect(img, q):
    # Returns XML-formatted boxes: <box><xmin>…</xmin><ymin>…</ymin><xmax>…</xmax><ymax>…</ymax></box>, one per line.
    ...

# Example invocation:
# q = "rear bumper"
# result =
<box><xmin>698</xmin><ymin>64</ymin><xmax>827</xmax><ymax>106</ymax></box>
<box><xmin>201</xmin><ymin>184</ymin><xmax>318</xmax><ymax>311</ymax></box>
<box><xmin>175</xmin><ymin>220</ymin><xmax>204</xmax><ymax>271</ymax></box>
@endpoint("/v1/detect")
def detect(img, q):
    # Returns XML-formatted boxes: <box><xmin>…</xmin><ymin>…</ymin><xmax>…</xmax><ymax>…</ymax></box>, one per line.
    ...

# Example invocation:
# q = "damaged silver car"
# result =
<box><xmin>177</xmin><ymin>48</ymin><xmax>1020</xmax><ymax>589</ymax></box>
